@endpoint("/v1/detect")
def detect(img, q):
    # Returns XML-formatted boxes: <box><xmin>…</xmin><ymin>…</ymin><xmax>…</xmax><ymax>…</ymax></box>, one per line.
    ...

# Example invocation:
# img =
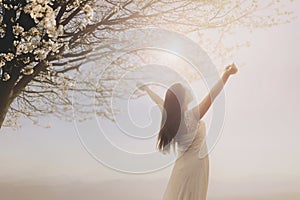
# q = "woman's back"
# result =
<box><xmin>163</xmin><ymin>109</ymin><xmax>209</xmax><ymax>200</ymax></box>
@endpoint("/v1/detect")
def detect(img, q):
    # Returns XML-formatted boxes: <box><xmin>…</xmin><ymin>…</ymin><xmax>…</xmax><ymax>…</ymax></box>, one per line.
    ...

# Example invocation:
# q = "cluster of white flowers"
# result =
<box><xmin>1</xmin><ymin>0</ymin><xmax>64</xmax><ymax>80</ymax></box>
<box><xmin>0</xmin><ymin>0</ymin><xmax>96</xmax><ymax>81</ymax></box>
<box><xmin>0</xmin><ymin>53</ymin><xmax>14</xmax><ymax>62</ymax></box>
<box><xmin>12</xmin><ymin>24</ymin><xmax>24</xmax><ymax>36</ymax></box>
<box><xmin>24</xmin><ymin>0</ymin><xmax>59</xmax><ymax>39</ymax></box>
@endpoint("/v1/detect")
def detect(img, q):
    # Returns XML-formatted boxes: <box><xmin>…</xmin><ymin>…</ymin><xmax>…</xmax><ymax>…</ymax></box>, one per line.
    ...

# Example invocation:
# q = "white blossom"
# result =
<box><xmin>57</xmin><ymin>25</ymin><xmax>64</xmax><ymax>36</ymax></box>
<box><xmin>23</xmin><ymin>57</ymin><xmax>31</xmax><ymax>64</ymax></box>
<box><xmin>33</xmin><ymin>48</ymin><xmax>47</xmax><ymax>60</ymax></box>
<box><xmin>3</xmin><ymin>53</ymin><xmax>14</xmax><ymax>61</ymax></box>
<box><xmin>16</xmin><ymin>43</ymin><xmax>29</xmax><ymax>55</ymax></box>
<box><xmin>13</xmin><ymin>40</ymin><xmax>19</xmax><ymax>47</ymax></box>
<box><xmin>0</xmin><ymin>60</ymin><xmax>5</xmax><ymax>67</ymax></box>
<box><xmin>21</xmin><ymin>65</ymin><xmax>35</xmax><ymax>75</ymax></box>
<box><xmin>0</xmin><ymin>27</ymin><xmax>5</xmax><ymax>38</ymax></box>
<box><xmin>83</xmin><ymin>4</ymin><xmax>93</xmax><ymax>20</ymax></box>
<box><xmin>74</xmin><ymin>0</ymin><xmax>80</xmax><ymax>6</ymax></box>
<box><xmin>13</xmin><ymin>24</ymin><xmax>24</xmax><ymax>36</ymax></box>
<box><xmin>3</xmin><ymin>72</ymin><xmax>10</xmax><ymax>81</ymax></box>
<box><xmin>29</xmin><ymin>27</ymin><xmax>40</xmax><ymax>37</ymax></box>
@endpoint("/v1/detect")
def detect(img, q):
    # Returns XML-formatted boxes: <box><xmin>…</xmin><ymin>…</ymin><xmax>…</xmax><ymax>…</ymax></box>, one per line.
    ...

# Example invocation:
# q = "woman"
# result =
<box><xmin>139</xmin><ymin>64</ymin><xmax>238</xmax><ymax>200</ymax></box>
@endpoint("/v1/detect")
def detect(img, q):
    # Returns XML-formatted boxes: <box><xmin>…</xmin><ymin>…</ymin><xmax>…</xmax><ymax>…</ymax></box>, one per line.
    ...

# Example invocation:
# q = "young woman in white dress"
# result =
<box><xmin>139</xmin><ymin>64</ymin><xmax>238</xmax><ymax>200</ymax></box>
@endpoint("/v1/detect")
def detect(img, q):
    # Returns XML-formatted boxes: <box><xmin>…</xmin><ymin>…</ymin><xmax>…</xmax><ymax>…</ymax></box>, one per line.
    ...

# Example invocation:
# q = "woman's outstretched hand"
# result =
<box><xmin>136</xmin><ymin>82</ymin><xmax>164</xmax><ymax>108</ymax></box>
<box><xmin>225</xmin><ymin>63</ymin><xmax>238</xmax><ymax>75</ymax></box>
<box><xmin>136</xmin><ymin>82</ymin><xmax>148</xmax><ymax>91</ymax></box>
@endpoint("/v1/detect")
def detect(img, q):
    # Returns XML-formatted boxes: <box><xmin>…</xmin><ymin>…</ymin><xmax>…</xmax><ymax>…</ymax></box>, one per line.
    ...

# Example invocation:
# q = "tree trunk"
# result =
<box><xmin>0</xmin><ymin>83</ymin><xmax>14</xmax><ymax>129</ymax></box>
<box><xmin>0</xmin><ymin>61</ymin><xmax>45</xmax><ymax>129</ymax></box>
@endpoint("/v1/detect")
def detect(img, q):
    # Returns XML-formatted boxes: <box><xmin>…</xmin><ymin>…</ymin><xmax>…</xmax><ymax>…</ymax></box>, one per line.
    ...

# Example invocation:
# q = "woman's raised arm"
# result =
<box><xmin>138</xmin><ymin>84</ymin><xmax>164</xmax><ymax>111</ymax></box>
<box><xmin>191</xmin><ymin>63</ymin><xmax>238</xmax><ymax>120</ymax></box>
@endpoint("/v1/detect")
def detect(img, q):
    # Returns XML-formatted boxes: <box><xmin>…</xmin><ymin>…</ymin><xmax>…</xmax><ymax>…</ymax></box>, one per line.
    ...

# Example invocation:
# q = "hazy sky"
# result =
<box><xmin>1</xmin><ymin>1</ymin><xmax>300</xmax><ymax>199</ymax></box>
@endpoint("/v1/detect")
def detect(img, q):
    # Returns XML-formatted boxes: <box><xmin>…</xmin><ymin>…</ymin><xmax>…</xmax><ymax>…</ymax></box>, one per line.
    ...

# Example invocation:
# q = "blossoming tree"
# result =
<box><xmin>0</xmin><ymin>0</ymin><xmax>295</xmax><ymax>128</ymax></box>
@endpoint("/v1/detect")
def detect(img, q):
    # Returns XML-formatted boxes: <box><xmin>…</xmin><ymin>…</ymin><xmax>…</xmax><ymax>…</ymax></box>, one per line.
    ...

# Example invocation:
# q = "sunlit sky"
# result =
<box><xmin>1</xmin><ymin>1</ymin><xmax>300</xmax><ymax>199</ymax></box>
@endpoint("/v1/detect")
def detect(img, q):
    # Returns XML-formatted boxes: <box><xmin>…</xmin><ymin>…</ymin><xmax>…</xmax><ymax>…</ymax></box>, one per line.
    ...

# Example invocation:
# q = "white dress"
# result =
<box><xmin>162</xmin><ymin>109</ymin><xmax>209</xmax><ymax>200</ymax></box>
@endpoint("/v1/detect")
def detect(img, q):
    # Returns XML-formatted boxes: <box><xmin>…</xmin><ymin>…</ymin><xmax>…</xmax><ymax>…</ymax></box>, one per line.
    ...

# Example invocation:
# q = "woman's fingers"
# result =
<box><xmin>225</xmin><ymin>63</ymin><xmax>238</xmax><ymax>75</ymax></box>
<box><xmin>136</xmin><ymin>82</ymin><xmax>147</xmax><ymax>91</ymax></box>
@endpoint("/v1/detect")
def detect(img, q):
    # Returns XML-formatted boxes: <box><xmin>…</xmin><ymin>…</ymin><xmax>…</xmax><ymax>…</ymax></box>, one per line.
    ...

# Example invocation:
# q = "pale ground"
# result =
<box><xmin>1</xmin><ymin>178</ymin><xmax>299</xmax><ymax>200</ymax></box>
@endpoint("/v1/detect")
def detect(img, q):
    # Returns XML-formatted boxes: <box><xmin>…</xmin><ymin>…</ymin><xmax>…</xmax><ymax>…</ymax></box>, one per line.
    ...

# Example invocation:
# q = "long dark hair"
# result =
<box><xmin>156</xmin><ymin>83</ymin><xmax>188</xmax><ymax>153</ymax></box>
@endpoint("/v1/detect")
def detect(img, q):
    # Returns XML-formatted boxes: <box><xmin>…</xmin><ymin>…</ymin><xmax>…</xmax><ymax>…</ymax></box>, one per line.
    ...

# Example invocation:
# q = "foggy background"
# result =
<box><xmin>1</xmin><ymin>2</ymin><xmax>300</xmax><ymax>200</ymax></box>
